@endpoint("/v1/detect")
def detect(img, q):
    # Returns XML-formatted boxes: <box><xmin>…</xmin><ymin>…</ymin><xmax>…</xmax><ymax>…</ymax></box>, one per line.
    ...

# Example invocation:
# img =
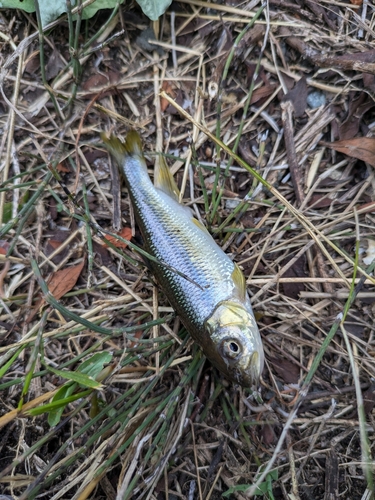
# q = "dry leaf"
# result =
<box><xmin>260</xmin><ymin>423</ymin><xmax>277</xmax><ymax>446</ymax></box>
<box><xmin>0</xmin><ymin>240</ymin><xmax>10</xmax><ymax>255</ymax></box>
<box><xmin>27</xmin><ymin>259</ymin><xmax>85</xmax><ymax>323</ymax></box>
<box><xmin>160</xmin><ymin>81</ymin><xmax>177</xmax><ymax>113</ymax></box>
<box><xmin>322</xmin><ymin>137</ymin><xmax>375</xmax><ymax>167</ymax></box>
<box><xmin>307</xmin><ymin>195</ymin><xmax>335</xmax><ymax>208</ymax></box>
<box><xmin>204</xmin><ymin>180</ymin><xmax>238</xmax><ymax>198</ymax></box>
<box><xmin>250</xmin><ymin>84</ymin><xmax>277</xmax><ymax>105</ymax></box>
<box><xmin>47</xmin><ymin>260</ymin><xmax>85</xmax><ymax>300</ymax></box>
<box><xmin>128</xmin><ymin>320</ymin><xmax>145</xmax><ymax>348</ymax></box>
<box><xmin>281</xmin><ymin>255</ymin><xmax>306</xmax><ymax>299</ymax></box>
<box><xmin>103</xmin><ymin>227</ymin><xmax>132</xmax><ymax>249</ymax></box>
<box><xmin>47</xmin><ymin>239</ymin><xmax>63</xmax><ymax>250</ymax></box>
<box><xmin>82</xmin><ymin>70</ymin><xmax>120</xmax><ymax>91</ymax></box>
<box><xmin>269</xmin><ymin>356</ymin><xmax>300</xmax><ymax>384</ymax></box>
<box><xmin>363</xmin><ymin>73</ymin><xmax>375</xmax><ymax>92</ymax></box>
<box><xmin>339</xmin><ymin>93</ymin><xmax>375</xmax><ymax>140</ymax></box>
<box><xmin>56</xmin><ymin>162</ymin><xmax>70</xmax><ymax>173</ymax></box>
<box><xmin>44</xmin><ymin>229</ymin><xmax>72</xmax><ymax>264</ymax></box>
<box><xmin>93</xmin><ymin>241</ymin><xmax>112</xmax><ymax>266</ymax></box>
<box><xmin>357</xmin><ymin>201</ymin><xmax>375</xmax><ymax>213</ymax></box>
<box><xmin>45</xmin><ymin>49</ymin><xmax>65</xmax><ymax>80</ymax></box>
<box><xmin>283</xmin><ymin>76</ymin><xmax>308</xmax><ymax>117</ymax></box>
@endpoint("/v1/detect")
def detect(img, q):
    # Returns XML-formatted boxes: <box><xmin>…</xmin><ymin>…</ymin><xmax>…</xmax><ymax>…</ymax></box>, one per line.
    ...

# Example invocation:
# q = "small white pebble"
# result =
<box><xmin>225</xmin><ymin>199</ymin><xmax>241</xmax><ymax>210</ymax></box>
<box><xmin>363</xmin><ymin>239</ymin><xmax>375</xmax><ymax>265</ymax></box>
<box><xmin>307</xmin><ymin>91</ymin><xmax>326</xmax><ymax>109</ymax></box>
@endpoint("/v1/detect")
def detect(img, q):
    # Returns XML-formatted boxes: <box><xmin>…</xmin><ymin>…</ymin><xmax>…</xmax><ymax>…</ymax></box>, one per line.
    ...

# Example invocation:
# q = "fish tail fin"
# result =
<box><xmin>124</xmin><ymin>130</ymin><xmax>143</xmax><ymax>156</ymax></box>
<box><xmin>101</xmin><ymin>130</ymin><xmax>145</xmax><ymax>167</ymax></box>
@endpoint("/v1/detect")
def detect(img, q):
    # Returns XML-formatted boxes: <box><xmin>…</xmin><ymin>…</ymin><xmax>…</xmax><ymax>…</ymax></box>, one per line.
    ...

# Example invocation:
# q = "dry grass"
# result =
<box><xmin>0</xmin><ymin>1</ymin><xmax>375</xmax><ymax>499</ymax></box>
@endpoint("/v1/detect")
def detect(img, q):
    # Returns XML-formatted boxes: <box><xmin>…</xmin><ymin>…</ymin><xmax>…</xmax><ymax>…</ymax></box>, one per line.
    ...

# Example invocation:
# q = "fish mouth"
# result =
<box><xmin>249</xmin><ymin>351</ymin><xmax>262</xmax><ymax>382</ymax></box>
<box><xmin>238</xmin><ymin>351</ymin><xmax>262</xmax><ymax>387</ymax></box>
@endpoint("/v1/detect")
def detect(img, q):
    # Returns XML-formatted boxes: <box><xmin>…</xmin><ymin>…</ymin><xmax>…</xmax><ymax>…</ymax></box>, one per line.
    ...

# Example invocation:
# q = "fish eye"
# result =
<box><xmin>229</xmin><ymin>341</ymin><xmax>239</xmax><ymax>353</ymax></box>
<box><xmin>220</xmin><ymin>338</ymin><xmax>242</xmax><ymax>360</ymax></box>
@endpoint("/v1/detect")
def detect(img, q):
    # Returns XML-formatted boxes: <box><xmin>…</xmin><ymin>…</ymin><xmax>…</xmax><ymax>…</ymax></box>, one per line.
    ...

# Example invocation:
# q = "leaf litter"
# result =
<box><xmin>322</xmin><ymin>137</ymin><xmax>375</xmax><ymax>167</ymax></box>
<box><xmin>0</xmin><ymin>1</ymin><xmax>375</xmax><ymax>500</ymax></box>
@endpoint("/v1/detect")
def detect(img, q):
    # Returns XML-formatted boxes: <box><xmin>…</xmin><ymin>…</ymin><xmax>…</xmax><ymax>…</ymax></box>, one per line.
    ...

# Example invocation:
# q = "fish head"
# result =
<box><xmin>205</xmin><ymin>301</ymin><xmax>264</xmax><ymax>387</ymax></box>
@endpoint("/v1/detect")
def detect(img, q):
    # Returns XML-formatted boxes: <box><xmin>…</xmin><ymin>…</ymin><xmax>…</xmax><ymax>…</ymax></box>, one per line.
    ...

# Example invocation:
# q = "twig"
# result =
<box><xmin>280</xmin><ymin>100</ymin><xmax>304</xmax><ymax>206</ymax></box>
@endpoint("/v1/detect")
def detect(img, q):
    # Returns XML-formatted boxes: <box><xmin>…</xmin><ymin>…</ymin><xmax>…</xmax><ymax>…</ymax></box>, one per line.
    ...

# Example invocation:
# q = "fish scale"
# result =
<box><xmin>134</xmin><ymin>190</ymin><xmax>236</xmax><ymax>330</ymax></box>
<box><xmin>102</xmin><ymin>130</ymin><xmax>264</xmax><ymax>387</ymax></box>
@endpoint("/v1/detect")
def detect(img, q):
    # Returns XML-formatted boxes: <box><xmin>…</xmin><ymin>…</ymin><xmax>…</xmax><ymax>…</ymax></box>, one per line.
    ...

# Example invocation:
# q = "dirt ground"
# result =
<box><xmin>0</xmin><ymin>0</ymin><xmax>375</xmax><ymax>499</ymax></box>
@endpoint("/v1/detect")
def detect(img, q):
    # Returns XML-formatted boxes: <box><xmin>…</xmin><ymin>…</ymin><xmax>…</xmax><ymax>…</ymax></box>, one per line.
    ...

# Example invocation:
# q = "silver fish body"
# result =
<box><xmin>103</xmin><ymin>130</ymin><xmax>264</xmax><ymax>387</ymax></box>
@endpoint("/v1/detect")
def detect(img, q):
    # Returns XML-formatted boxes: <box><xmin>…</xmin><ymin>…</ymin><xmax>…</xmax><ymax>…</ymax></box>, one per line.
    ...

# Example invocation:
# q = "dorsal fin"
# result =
<box><xmin>154</xmin><ymin>155</ymin><xmax>180</xmax><ymax>201</ymax></box>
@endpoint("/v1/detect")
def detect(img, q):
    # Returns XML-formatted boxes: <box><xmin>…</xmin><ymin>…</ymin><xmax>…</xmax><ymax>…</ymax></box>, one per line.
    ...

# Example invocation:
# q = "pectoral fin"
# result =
<box><xmin>231</xmin><ymin>263</ymin><xmax>247</xmax><ymax>301</ymax></box>
<box><xmin>192</xmin><ymin>217</ymin><xmax>210</xmax><ymax>235</ymax></box>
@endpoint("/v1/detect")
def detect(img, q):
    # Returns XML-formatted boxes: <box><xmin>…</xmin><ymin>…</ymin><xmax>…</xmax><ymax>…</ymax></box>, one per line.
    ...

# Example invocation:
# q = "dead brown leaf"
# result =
<box><xmin>260</xmin><ymin>423</ymin><xmax>277</xmax><ymax>446</ymax></box>
<box><xmin>82</xmin><ymin>70</ymin><xmax>120</xmax><ymax>91</ymax></box>
<box><xmin>204</xmin><ymin>181</ymin><xmax>238</xmax><ymax>198</ymax></box>
<box><xmin>283</xmin><ymin>76</ymin><xmax>308</xmax><ymax>117</ymax></box>
<box><xmin>47</xmin><ymin>240</ymin><xmax>63</xmax><ymax>250</ymax></box>
<box><xmin>24</xmin><ymin>50</ymin><xmax>40</xmax><ymax>76</ymax></box>
<box><xmin>93</xmin><ymin>241</ymin><xmax>112</xmax><ymax>266</ymax></box>
<box><xmin>250</xmin><ymin>83</ymin><xmax>277</xmax><ymax>105</ymax></box>
<box><xmin>357</xmin><ymin>201</ymin><xmax>375</xmax><ymax>213</ymax></box>
<box><xmin>281</xmin><ymin>255</ymin><xmax>306</xmax><ymax>299</ymax></box>
<box><xmin>56</xmin><ymin>162</ymin><xmax>71</xmax><ymax>173</ymax></box>
<box><xmin>321</xmin><ymin>137</ymin><xmax>375</xmax><ymax>167</ymax></box>
<box><xmin>27</xmin><ymin>259</ymin><xmax>85</xmax><ymax>323</ymax></box>
<box><xmin>103</xmin><ymin>227</ymin><xmax>132</xmax><ymax>249</ymax></box>
<box><xmin>339</xmin><ymin>93</ymin><xmax>375</xmax><ymax>140</ymax></box>
<box><xmin>269</xmin><ymin>356</ymin><xmax>300</xmax><ymax>384</ymax></box>
<box><xmin>363</xmin><ymin>73</ymin><xmax>375</xmax><ymax>91</ymax></box>
<box><xmin>44</xmin><ymin>229</ymin><xmax>73</xmax><ymax>264</ymax></box>
<box><xmin>160</xmin><ymin>81</ymin><xmax>176</xmax><ymax>112</ymax></box>
<box><xmin>47</xmin><ymin>259</ymin><xmax>85</xmax><ymax>300</ymax></box>
<box><xmin>0</xmin><ymin>240</ymin><xmax>10</xmax><ymax>255</ymax></box>
<box><xmin>45</xmin><ymin>49</ymin><xmax>65</xmax><ymax>81</ymax></box>
<box><xmin>307</xmin><ymin>195</ymin><xmax>335</xmax><ymax>208</ymax></box>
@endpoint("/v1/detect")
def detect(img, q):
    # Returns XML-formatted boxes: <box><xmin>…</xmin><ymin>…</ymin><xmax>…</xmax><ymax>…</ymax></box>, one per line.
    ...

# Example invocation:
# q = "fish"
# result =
<box><xmin>102</xmin><ymin>130</ymin><xmax>264</xmax><ymax>387</ymax></box>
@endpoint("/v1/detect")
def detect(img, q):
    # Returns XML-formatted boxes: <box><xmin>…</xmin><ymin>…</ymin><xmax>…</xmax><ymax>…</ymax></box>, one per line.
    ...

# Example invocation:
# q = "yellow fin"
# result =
<box><xmin>231</xmin><ymin>263</ymin><xmax>246</xmax><ymax>301</ymax></box>
<box><xmin>124</xmin><ymin>130</ymin><xmax>143</xmax><ymax>155</ymax></box>
<box><xmin>101</xmin><ymin>130</ymin><xmax>145</xmax><ymax>166</ymax></box>
<box><xmin>192</xmin><ymin>218</ymin><xmax>210</xmax><ymax>234</ymax></box>
<box><xmin>154</xmin><ymin>155</ymin><xmax>180</xmax><ymax>200</ymax></box>
<box><xmin>101</xmin><ymin>132</ymin><xmax>125</xmax><ymax>163</ymax></box>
